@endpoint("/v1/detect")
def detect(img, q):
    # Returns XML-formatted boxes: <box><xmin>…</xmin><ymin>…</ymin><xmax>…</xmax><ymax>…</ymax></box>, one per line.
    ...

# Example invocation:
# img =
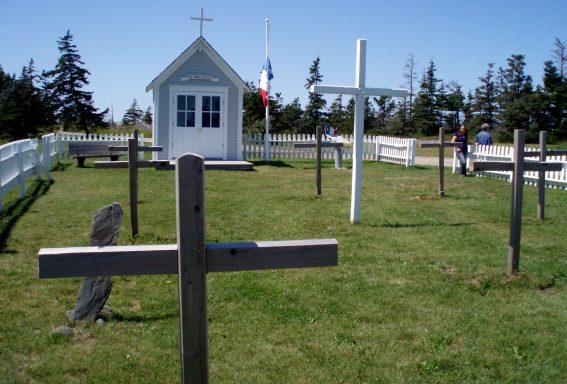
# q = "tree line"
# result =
<box><xmin>1</xmin><ymin>32</ymin><xmax>566</xmax><ymax>143</ymax></box>
<box><xmin>0</xmin><ymin>30</ymin><xmax>109</xmax><ymax>140</ymax></box>
<box><xmin>247</xmin><ymin>38</ymin><xmax>567</xmax><ymax>143</ymax></box>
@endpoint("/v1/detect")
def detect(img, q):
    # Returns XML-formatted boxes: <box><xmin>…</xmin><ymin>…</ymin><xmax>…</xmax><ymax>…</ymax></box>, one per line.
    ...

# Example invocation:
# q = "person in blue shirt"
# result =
<box><xmin>475</xmin><ymin>123</ymin><xmax>493</xmax><ymax>146</ymax></box>
<box><xmin>452</xmin><ymin>125</ymin><xmax>468</xmax><ymax>176</ymax></box>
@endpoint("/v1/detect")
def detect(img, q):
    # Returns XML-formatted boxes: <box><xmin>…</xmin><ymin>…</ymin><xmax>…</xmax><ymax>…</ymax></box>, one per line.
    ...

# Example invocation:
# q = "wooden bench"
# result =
<box><xmin>67</xmin><ymin>141</ymin><xmax>123</xmax><ymax>167</ymax></box>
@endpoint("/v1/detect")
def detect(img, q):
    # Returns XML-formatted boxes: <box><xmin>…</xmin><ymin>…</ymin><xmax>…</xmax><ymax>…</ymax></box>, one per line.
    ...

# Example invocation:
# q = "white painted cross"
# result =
<box><xmin>311</xmin><ymin>39</ymin><xmax>408</xmax><ymax>223</ymax></box>
<box><xmin>191</xmin><ymin>8</ymin><xmax>213</xmax><ymax>37</ymax></box>
<box><xmin>38</xmin><ymin>153</ymin><xmax>338</xmax><ymax>383</ymax></box>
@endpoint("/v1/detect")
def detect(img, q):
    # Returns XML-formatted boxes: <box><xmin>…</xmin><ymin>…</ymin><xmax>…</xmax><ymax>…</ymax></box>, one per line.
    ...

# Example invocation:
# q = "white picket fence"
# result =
<box><xmin>453</xmin><ymin>144</ymin><xmax>567</xmax><ymax>189</ymax></box>
<box><xmin>0</xmin><ymin>131</ymin><xmax>143</xmax><ymax>213</ymax></box>
<box><xmin>243</xmin><ymin>133</ymin><xmax>417</xmax><ymax>166</ymax></box>
<box><xmin>0</xmin><ymin>139</ymin><xmax>42</xmax><ymax>212</ymax></box>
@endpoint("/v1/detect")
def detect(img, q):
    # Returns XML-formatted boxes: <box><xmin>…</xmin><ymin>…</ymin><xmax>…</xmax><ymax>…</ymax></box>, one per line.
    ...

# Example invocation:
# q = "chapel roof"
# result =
<box><xmin>146</xmin><ymin>36</ymin><xmax>250</xmax><ymax>93</ymax></box>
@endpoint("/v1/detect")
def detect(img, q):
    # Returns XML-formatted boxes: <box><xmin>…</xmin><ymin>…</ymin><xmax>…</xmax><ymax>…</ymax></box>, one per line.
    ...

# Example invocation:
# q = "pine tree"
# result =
<box><xmin>301</xmin><ymin>57</ymin><xmax>326</xmax><ymax>134</ymax></box>
<box><xmin>243</xmin><ymin>81</ymin><xmax>265</xmax><ymax>133</ymax></box>
<box><xmin>413</xmin><ymin>61</ymin><xmax>443</xmax><ymax>135</ymax></box>
<box><xmin>548</xmin><ymin>38</ymin><xmax>567</xmax><ymax>139</ymax></box>
<box><xmin>0</xmin><ymin>61</ymin><xmax>54</xmax><ymax>139</ymax></box>
<box><xmin>122</xmin><ymin>98</ymin><xmax>144</xmax><ymax>125</ymax></box>
<box><xmin>473</xmin><ymin>63</ymin><xmax>498</xmax><ymax>128</ymax></box>
<box><xmin>327</xmin><ymin>95</ymin><xmax>347</xmax><ymax>133</ymax></box>
<box><xmin>143</xmin><ymin>106</ymin><xmax>153</xmax><ymax>126</ymax></box>
<box><xmin>279</xmin><ymin>97</ymin><xmax>303</xmax><ymax>133</ymax></box>
<box><xmin>374</xmin><ymin>96</ymin><xmax>397</xmax><ymax>133</ymax></box>
<box><xmin>443</xmin><ymin>81</ymin><xmax>465</xmax><ymax>131</ymax></box>
<box><xmin>498</xmin><ymin>54</ymin><xmax>536</xmax><ymax>140</ymax></box>
<box><xmin>43</xmin><ymin>30</ymin><xmax>107</xmax><ymax>134</ymax></box>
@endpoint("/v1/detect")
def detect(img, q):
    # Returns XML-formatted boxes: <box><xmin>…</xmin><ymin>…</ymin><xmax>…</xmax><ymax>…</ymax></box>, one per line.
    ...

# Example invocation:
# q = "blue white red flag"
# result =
<box><xmin>259</xmin><ymin>57</ymin><xmax>273</xmax><ymax>108</ymax></box>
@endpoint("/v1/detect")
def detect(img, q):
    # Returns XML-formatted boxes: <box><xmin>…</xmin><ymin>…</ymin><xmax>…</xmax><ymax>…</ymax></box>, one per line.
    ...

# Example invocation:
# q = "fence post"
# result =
<box><xmin>0</xmin><ymin>147</ymin><xmax>3</xmax><ymax>213</ymax></box>
<box><xmin>16</xmin><ymin>143</ymin><xmax>26</xmax><ymax>198</ymax></box>
<box><xmin>375</xmin><ymin>137</ymin><xmax>381</xmax><ymax>162</ymax></box>
<box><xmin>43</xmin><ymin>135</ymin><xmax>54</xmax><ymax>180</ymax></box>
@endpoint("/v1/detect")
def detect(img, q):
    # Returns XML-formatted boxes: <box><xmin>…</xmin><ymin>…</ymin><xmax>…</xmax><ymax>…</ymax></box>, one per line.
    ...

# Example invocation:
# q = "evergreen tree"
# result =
<box><xmin>243</xmin><ymin>81</ymin><xmax>265</xmax><ymax>133</ymax></box>
<box><xmin>122</xmin><ymin>98</ymin><xmax>144</xmax><ymax>125</ymax></box>
<box><xmin>374</xmin><ymin>96</ymin><xmax>396</xmax><ymax>133</ymax></box>
<box><xmin>278</xmin><ymin>97</ymin><xmax>303</xmax><ymax>133</ymax></box>
<box><xmin>327</xmin><ymin>95</ymin><xmax>348</xmax><ymax>133</ymax></box>
<box><xmin>413</xmin><ymin>61</ymin><xmax>443</xmax><ymax>135</ymax></box>
<box><xmin>443</xmin><ymin>81</ymin><xmax>465</xmax><ymax>131</ymax></box>
<box><xmin>498</xmin><ymin>54</ymin><xmax>536</xmax><ymax>140</ymax></box>
<box><xmin>301</xmin><ymin>57</ymin><xmax>326</xmax><ymax>134</ymax></box>
<box><xmin>0</xmin><ymin>61</ymin><xmax>53</xmax><ymax>139</ymax></box>
<box><xmin>547</xmin><ymin>38</ymin><xmax>567</xmax><ymax>139</ymax></box>
<box><xmin>473</xmin><ymin>63</ymin><xmax>498</xmax><ymax>128</ymax></box>
<box><xmin>143</xmin><ymin>106</ymin><xmax>153</xmax><ymax>126</ymax></box>
<box><xmin>363</xmin><ymin>96</ymin><xmax>376</xmax><ymax>133</ymax></box>
<box><xmin>542</xmin><ymin>61</ymin><xmax>562</xmax><ymax>137</ymax></box>
<box><xmin>43</xmin><ymin>30</ymin><xmax>107</xmax><ymax>134</ymax></box>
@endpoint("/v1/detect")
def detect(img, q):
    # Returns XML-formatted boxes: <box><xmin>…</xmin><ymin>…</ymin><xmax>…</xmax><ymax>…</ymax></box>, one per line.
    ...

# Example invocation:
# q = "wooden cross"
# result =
<box><xmin>38</xmin><ymin>152</ymin><xmax>338</xmax><ymax>383</ymax></box>
<box><xmin>470</xmin><ymin>129</ymin><xmax>562</xmax><ymax>276</ymax></box>
<box><xmin>519</xmin><ymin>131</ymin><xmax>567</xmax><ymax>220</ymax></box>
<box><xmin>191</xmin><ymin>8</ymin><xmax>213</xmax><ymax>37</ymax></box>
<box><xmin>311</xmin><ymin>39</ymin><xmax>408</xmax><ymax>223</ymax></box>
<box><xmin>419</xmin><ymin>127</ymin><xmax>461</xmax><ymax>197</ymax></box>
<box><xmin>94</xmin><ymin>130</ymin><xmax>163</xmax><ymax>237</ymax></box>
<box><xmin>293</xmin><ymin>126</ymin><xmax>344</xmax><ymax>195</ymax></box>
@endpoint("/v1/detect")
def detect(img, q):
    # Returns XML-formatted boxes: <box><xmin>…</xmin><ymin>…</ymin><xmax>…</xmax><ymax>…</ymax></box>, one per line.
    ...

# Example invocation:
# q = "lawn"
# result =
<box><xmin>1</xmin><ymin>158</ymin><xmax>566</xmax><ymax>383</ymax></box>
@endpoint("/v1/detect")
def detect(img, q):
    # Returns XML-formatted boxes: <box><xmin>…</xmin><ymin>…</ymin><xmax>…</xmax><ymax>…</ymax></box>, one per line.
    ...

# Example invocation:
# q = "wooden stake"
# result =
<box><xmin>176</xmin><ymin>153</ymin><xmax>208</xmax><ymax>383</ymax></box>
<box><xmin>538</xmin><ymin>131</ymin><xmax>546</xmax><ymax>220</ymax></box>
<box><xmin>508</xmin><ymin>129</ymin><xmax>525</xmax><ymax>275</ymax></box>
<box><xmin>316</xmin><ymin>126</ymin><xmax>322</xmax><ymax>196</ymax></box>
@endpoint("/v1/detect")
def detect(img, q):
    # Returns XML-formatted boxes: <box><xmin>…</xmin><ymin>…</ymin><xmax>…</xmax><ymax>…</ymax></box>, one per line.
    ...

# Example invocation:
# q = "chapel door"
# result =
<box><xmin>172</xmin><ymin>92</ymin><xmax>225</xmax><ymax>159</ymax></box>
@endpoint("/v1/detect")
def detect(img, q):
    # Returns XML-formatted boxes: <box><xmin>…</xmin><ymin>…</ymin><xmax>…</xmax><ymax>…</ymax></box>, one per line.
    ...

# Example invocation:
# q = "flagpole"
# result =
<box><xmin>264</xmin><ymin>18</ymin><xmax>270</xmax><ymax>162</ymax></box>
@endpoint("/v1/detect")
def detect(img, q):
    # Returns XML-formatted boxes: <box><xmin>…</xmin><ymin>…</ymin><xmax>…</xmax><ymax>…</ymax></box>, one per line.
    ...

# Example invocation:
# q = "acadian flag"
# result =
<box><xmin>259</xmin><ymin>57</ymin><xmax>273</xmax><ymax>108</ymax></box>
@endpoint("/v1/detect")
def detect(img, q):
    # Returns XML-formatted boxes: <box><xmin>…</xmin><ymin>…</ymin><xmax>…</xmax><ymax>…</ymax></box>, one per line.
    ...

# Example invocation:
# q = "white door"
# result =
<box><xmin>172</xmin><ymin>92</ymin><xmax>225</xmax><ymax>159</ymax></box>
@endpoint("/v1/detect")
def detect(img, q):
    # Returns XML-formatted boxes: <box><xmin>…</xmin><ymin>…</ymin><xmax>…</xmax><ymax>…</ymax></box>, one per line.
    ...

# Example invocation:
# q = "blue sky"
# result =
<box><xmin>1</xmin><ymin>0</ymin><xmax>566</xmax><ymax>121</ymax></box>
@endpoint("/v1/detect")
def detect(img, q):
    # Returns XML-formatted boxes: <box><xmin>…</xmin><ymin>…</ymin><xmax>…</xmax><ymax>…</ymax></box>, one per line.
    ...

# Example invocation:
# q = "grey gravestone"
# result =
<box><xmin>70</xmin><ymin>203</ymin><xmax>122</xmax><ymax>321</ymax></box>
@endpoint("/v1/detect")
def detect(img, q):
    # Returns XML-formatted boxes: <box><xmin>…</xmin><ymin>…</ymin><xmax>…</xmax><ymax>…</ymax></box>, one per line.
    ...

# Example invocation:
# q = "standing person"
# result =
<box><xmin>452</xmin><ymin>125</ymin><xmax>468</xmax><ymax>176</ymax></box>
<box><xmin>475</xmin><ymin>123</ymin><xmax>493</xmax><ymax>145</ymax></box>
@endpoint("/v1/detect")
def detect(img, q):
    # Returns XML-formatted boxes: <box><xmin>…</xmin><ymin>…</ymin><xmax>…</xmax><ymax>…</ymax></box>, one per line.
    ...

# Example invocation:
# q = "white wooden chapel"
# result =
<box><xmin>146</xmin><ymin>9</ymin><xmax>250</xmax><ymax>160</ymax></box>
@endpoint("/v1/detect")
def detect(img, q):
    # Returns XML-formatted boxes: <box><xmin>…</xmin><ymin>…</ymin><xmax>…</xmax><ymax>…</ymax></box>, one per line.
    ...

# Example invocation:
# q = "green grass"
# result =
<box><xmin>1</xmin><ymin>158</ymin><xmax>567</xmax><ymax>383</ymax></box>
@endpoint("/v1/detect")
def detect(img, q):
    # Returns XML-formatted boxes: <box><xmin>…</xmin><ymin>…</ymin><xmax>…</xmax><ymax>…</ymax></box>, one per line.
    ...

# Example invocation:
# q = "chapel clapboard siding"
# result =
<box><xmin>147</xmin><ymin>37</ymin><xmax>250</xmax><ymax>161</ymax></box>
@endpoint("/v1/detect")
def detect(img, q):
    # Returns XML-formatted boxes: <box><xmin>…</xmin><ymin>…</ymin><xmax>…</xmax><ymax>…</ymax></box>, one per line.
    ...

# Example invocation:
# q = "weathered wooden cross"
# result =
<box><xmin>470</xmin><ymin>129</ymin><xmax>562</xmax><ymax>276</ymax></box>
<box><xmin>311</xmin><ymin>39</ymin><xmax>408</xmax><ymax>223</ymax></box>
<box><xmin>94</xmin><ymin>131</ymin><xmax>163</xmax><ymax>237</ymax></box>
<box><xmin>38</xmin><ymin>153</ymin><xmax>338</xmax><ymax>383</ymax></box>
<box><xmin>293</xmin><ymin>126</ymin><xmax>344</xmax><ymax>195</ymax></box>
<box><xmin>419</xmin><ymin>127</ymin><xmax>461</xmax><ymax>197</ymax></box>
<box><xmin>520</xmin><ymin>130</ymin><xmax>567</xmax><ymax>220</ymax></box>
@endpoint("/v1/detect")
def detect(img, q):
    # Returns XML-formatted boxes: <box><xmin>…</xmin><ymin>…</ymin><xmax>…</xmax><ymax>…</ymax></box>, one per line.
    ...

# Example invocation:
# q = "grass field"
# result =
<box><xmin>1</xmin><ymin>158</ymin><xmax>566</xmax><ymax>383</ymax></box>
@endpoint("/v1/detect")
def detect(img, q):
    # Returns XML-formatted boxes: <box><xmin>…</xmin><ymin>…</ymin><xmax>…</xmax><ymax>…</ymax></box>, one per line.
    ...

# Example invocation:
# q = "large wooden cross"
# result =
<box><xmin>470</xmin><ymin>129</ymin><xmax>562</xmax><ymax>276</ymax></box>
<box><xmin>520</xmin><ymin>131</ymin><xmax>567</xmax><ymax>220</ymax></box>
<box><xmin>311</xmin><ymin>39</ymin><xmax>408</xmax><ymax>223</ymax></box>
<box><xmin>419</xmin><ymin>127</ymin><xmax>461</xmax><ymax>197</ymax></box>
<box><xmin>293</xmin><ymin>126</ymin><xmax>344</xmax><ymax>195</ymax></box>
<box><xmin>94</xmin><ymin>131</ymin><xmax>163</xmax><ymax>237</ymax></box>
<box><xmin>38</xmin><ymin>153</ymin><xmax>338</xmax><ymax>383</ymax></box>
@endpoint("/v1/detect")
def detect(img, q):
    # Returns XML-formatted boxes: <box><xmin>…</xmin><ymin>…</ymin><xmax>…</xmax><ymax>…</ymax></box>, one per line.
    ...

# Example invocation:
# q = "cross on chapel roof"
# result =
<box><xmin>191</xmin><ymin>8</ymin><xmax>213</xmax><ymax>37</ymax></box>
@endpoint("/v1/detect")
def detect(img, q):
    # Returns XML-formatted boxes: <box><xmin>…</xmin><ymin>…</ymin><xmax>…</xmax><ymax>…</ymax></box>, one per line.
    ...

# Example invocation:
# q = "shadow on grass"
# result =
<box><xmin>0</xmin><ymin>179</ymin><xmax>53</xmax><ymax>251</ymax></box>
<box><xmin>365</xmin><ymin>221</ymin><xmax>476</xmax><ymax>229</ymax></box>
<box><xmin>111</xmin><ymin>311</ymin><xmax>178</xmax><ymax>323</ymax></box>
<box><xmin>50</xmin><ymin>162</ymin><xmax>72</xmax><ymax>172</ymax></box>
<box><xmin>251</xmin><ymin>160</ymin><xmax>293</xmax><ymax>168</ymax></box>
